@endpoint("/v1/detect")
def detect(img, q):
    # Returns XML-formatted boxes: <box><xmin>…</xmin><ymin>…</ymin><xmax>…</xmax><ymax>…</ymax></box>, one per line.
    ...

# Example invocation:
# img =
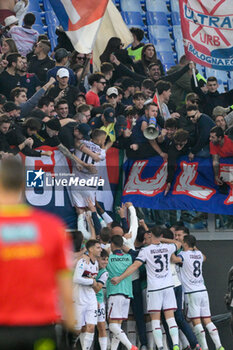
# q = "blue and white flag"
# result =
<box><xmin>122</xmin><ymin>156</ymin><xmax>233</xmax><ymax>214</ymax></box>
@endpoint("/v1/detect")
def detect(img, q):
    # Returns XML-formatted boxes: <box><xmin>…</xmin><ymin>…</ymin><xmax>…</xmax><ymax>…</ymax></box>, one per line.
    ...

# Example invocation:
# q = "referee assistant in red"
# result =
<box><xmin>0</xmin><ymin>158</ymin><xmax>75</xmax><ymax>350</ymax></box>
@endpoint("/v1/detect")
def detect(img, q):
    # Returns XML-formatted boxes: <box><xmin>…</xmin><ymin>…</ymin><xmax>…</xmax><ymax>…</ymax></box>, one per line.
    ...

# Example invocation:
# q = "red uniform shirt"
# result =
<box><xmin>210</xmin><ymin>135</ymin><xmax>233</xmax><ymax>157</ymax></box>
<box><xmin>0</xmin><ymin>204</ymin><xmax>71</xmax><ymax>326</ymax></box>
<box><xmin>85</xmin><ymin>90</ymin><xmax>100</xmax><ymax>107</ymax></box>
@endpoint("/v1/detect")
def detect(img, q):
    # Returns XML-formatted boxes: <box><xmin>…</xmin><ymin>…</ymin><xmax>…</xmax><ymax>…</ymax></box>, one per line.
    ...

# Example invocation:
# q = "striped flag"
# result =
<box><xmin>49</xmin><ymin>0</ymin><xmax>133</xmax><ymax>69</ymax></box>
<box><xmin>48</xmin><ymin>0</ymin><xmax>109</xmax><ymax>53</ymax></box>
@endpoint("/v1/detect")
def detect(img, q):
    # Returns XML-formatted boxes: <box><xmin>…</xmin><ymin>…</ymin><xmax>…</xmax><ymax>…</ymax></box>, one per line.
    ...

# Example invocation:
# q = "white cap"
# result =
<box><xmin>57</xmin><ymin>68</ymin><xmax>69</xmax><ymax>78</ymax></box>
<box><xmin>4</xmin><ymin>15</ymin><xmax>18</xmax><ymax>27</ymax></box>
<box><xmin>106</xmin><ymin>87</ymin><xmax>118</xmax><ymax>96</ymax></box>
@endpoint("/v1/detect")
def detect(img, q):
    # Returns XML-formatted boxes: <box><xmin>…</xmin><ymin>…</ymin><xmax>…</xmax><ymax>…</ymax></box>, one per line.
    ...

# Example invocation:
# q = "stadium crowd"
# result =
<box><xmin>1</xmin><ymin>14</ymin><xmax>233</xmax><ymax>199</ymax></box>
<box><xmin>0</xmin><ymin>4</ymin><xmax>231</xmax><ymax>350</ymax></box>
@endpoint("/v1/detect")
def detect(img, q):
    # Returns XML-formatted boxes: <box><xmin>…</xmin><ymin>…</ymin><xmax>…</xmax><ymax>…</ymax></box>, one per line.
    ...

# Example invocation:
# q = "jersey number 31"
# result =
<box><xmin>154</xmin><ymin>254</ymin><xmax>168</xmax><ymax>273</ymax></box>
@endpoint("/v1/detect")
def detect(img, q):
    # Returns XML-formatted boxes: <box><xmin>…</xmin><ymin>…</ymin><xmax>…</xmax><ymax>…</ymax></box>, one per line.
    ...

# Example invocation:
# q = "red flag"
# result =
<box><xmin>153</xmin><ymin>89</ymin><xmax>163</xmax><ymax>117</ymax></box>
<box><xmin>152</xmin><ymin>91</ymin><xmax>158</xmax><ymax>104</ymax></box>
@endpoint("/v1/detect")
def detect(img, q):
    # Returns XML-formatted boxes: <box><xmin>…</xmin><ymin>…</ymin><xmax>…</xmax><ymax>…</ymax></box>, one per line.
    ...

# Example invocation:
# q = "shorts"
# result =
<box><xmin>97</xmin><ymin>302</ymin><xmax>106</xmax><ymax>323</ymax></box>
<box><xmin>71</xmin><ymin>189</ymin><xmax>95</xmax><ymax>208</ymax></box>
<box><xmin>74</xmin><ymin>299</ymin><xmax>98</xmax><ymax>330</ymax></box>
<box><xmin>147</xmin><ymin>287</ymin><xmax>177</xmax><ymax>313</ymax></box>
<box><xmin>185</xmin><ymin>290</ymin><xmax>211</xmax><ymax>319</ymax></box>
<box><xmin>107</xmin><ymin>295</ymin><xmax>130</xmax><ymax>320</ymax></box>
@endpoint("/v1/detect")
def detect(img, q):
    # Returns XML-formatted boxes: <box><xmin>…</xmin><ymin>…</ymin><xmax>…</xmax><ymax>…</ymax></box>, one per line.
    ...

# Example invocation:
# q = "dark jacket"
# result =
<box><xmin>133</xmin><ymin>58</ymin><xmax>164</xmax><ymax>76</ymax></box>
<box><xmin>168</xmin><ymin>64</ymin><xmax>192</xmax><ymax>109</ymax></box>
<box><xmin>191</xmin><ymin>114</ymin><xmax>215</xmax><ymax>154</ymax></box>
<box><xmin>6</xmin><ymin>124</ymin><xmax>42</xmax><ymax>157</ymax></box>
<box><xmin>114</xmin><ymin>62</ymin><xmax>190</xmax><ymax>85</ymax></box>
<box><xmin>191</xmin><ymin>76</ymin><xmax>233</xmax><ymax>117</ymax></box>
<box><xmin>0</xmin><ymin>130</ymin><xmax>19</xmax><ymax>154</ymax></box>
<box><xmin>167</xmin><ymin>140</ymin><xmax>190</xmax><ymax>184</ymax></box>
<box><xmin>28</xmin><ymin>55</ymin><xmax>55</xmax><ymax>85</ymax></box>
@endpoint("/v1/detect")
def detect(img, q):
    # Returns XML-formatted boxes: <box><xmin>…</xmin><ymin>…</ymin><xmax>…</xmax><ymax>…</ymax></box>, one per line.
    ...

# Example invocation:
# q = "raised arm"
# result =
<box><xmin>85</xmin><ymin>212</ymin><xmax>96</xmax><ymax>240</ymax></box>
<box><xmin>125</xmin><ymin>202</ymin><xmax>138</xmax><ymax>249</ymax></box>
<box><xmin>110</xmin><ymin>54</ymin><xmax>145</xmax><ymax>83</ymax></box>
<box><xmin>21</xmin><ymin>77</ymin><xmax>56</xmax><ymax>118</ymax></box>
<box><xmin>159</xmin><ymin>237</ymin><xmax>182</xmax><ymax>251</ymax></box>
<box><xmin>164</xmin><ymin>63</ymin><xmax>190</xmax><ymax>84</ymax></box>
<box><xmin>139</xmin><ymin>219</ymin><xmax>149</xmax><ymax>232</ymax></box>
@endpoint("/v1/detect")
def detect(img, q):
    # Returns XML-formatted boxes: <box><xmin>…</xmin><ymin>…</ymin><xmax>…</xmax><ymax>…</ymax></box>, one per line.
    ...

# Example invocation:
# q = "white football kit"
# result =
<box><xmin>73</xmin><ymin>258</ymin><xmax>99</xmax><ymax>330</ymax></box>
<box><xmin>107</xmin><ymin>295</ymin><xmax>131</xmax><ymax>320</ymax></box>
<box><xmin>136</xmin><ymin>243</ymin><xmax>177</xmax><ymax>312</ymax></box>
<box><xmin>71</xmin><ymin>140</ymin><xmax>106</xmax><ymax>207</ymax></box>
<box><xmin>96</xmin><ymin>270</ymin><xmax>109</xmax><ymax>323</ymax></box>
<box><xmin>178</xmin><ymin>250</ymin><xmax>211</xmax><ymax>318</ymax></box>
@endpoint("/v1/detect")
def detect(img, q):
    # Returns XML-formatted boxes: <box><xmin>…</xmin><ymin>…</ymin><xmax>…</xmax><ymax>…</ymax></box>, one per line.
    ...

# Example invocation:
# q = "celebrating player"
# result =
<box><xmin>111</xmin><ymin>226</ymin><xmax>182</xmax><ymax>350</ymax></box>
<box><xmin>73</xmin><ymin>239</ymin><xmax>101</xmax><ymax>350</ymax></box>
<box><xmin>176</xmin><ymin>235</ymin><xmax>225</xmax><ymax>350</ymax></box>
<box><xmin>96</xmin><ymin>249</ymin><xmax>109</xmax><ymax>350</ymax></box>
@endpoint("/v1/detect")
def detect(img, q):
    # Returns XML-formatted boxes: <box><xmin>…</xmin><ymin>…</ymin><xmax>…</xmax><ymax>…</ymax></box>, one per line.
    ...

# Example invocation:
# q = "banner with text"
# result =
<box><xmin>20</xmin><ymin>147</ymin><xmax>122</xmax><ymax>229</ymax></box>
<box><xmin>122</xmin><ymin>156</ymin><xmax>233</xmax><ymax>214</ymax></box>
<box><xmin>179</xmin><ymin>0</ymin><xmax>233</xmax><ymax>70</ymax></box>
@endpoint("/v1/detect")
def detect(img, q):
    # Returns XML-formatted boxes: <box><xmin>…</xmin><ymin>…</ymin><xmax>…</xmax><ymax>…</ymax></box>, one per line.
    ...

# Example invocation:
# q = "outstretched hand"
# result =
<box><xmin>86</xmin><ymin>198</ymin><xmax>96</xmax><ymax>212</ymax></box>
<box><xmin>117</xmin><ymin>203</ymin><xmax>125</xmax><ymax>218</ymax></box>
<box><xmin>164</xmin><ymin>183</ymin><xmax>171</xmax><ymax>196</ymax></box>
<box><xmin>188</xmin><ymin>152</ymin><xmax>194</xmax><ymax>161</ymax></box>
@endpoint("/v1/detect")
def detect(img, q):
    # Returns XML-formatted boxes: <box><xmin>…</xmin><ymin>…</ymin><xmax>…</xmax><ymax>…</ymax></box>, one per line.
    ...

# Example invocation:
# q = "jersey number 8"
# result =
<box><xmin>193</xmin><ymin>260</ymin><xmax>201</xmax><ymax>277</ymax></box>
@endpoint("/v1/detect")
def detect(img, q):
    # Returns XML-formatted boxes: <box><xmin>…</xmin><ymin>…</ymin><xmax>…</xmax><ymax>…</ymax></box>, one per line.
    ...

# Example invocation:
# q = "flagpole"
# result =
<box><xmin>191</xmin><ymin>61</ymin><xmax>198</xmax><ymax>87</ymax></box>
<box><xmin>77</xmin><ymin>57</ymin><xmax>91</xmax><ymax>89</ymax></box>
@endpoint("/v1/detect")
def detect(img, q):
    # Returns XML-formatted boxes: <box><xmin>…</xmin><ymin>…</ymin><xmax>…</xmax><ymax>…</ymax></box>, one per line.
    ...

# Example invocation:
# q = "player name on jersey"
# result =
<box><xmin>150</xmin><ymin>247</ymin><xmax>170</xmax><ymax>254</ymax></box>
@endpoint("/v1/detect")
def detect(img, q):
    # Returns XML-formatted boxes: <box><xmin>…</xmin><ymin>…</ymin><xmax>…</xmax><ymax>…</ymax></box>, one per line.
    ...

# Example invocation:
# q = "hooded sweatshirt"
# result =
<box><xmin>10</xmin><ymin>25</ymin><xmax>39</xmax><ymax>56</ymax></box>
